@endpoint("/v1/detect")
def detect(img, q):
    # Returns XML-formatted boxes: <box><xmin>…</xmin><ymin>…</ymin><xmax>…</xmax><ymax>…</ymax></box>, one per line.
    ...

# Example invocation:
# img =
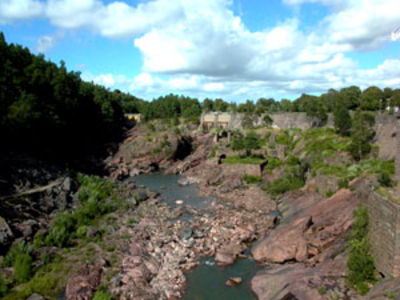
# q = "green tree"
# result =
<box><xmin>243</xmin><ymin>130</ymin><xmax>261</xmax><ymax>156</ymax></box>
<box><xmin>340</xmin><ymin>86</ymin><xmax>361</xmax><ymax>109</ymax></box>
<box><xmin>262</xmin><ymin>114</ymin><xmax>273</xmax><ymax>127</ymax></box>
<box><xmin>333</xmin><ymin>105</ymin><xmax>352</xmax><ymax>136</ymax></box>
<box><xmin>349</xmin><ymin>109</ymin><xmax>375</xmax><ymax>160</ymax></box>
<box><xmin>241</xmin><ymin>112</ymin><xmax>255</xmax><ymax>129</ymax></box>
<box><xmin>360</xmin><ymin>86</ymin><xmax>384</xmax><ymax>111</ymax></box>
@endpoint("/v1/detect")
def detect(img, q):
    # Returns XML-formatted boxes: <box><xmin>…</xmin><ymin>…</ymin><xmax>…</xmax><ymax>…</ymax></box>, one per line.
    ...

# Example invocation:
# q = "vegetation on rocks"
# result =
<box><xmin>243</xmin><ymin>175</ymin><xmax>262</xmax><ymax>184</ymax></box>
<box><xmin>347</xmin><ymin>204</ymin><xmax>376</xmax><ymax>295</ymax></box>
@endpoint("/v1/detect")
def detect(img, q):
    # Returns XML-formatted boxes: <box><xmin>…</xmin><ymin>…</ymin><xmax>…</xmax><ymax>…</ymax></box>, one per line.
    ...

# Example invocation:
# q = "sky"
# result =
<box><xmin>0</xmin><ymin>0</ymin><xmax>400</xmax><ymax>102</ymax></box>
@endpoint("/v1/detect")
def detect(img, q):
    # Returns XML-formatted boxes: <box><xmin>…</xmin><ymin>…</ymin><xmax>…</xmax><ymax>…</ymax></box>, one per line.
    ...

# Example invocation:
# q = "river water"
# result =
<box><xmin>135</xmin><ymin>173</ymin><xmax>259</xmax><ymax>300</ymax></box>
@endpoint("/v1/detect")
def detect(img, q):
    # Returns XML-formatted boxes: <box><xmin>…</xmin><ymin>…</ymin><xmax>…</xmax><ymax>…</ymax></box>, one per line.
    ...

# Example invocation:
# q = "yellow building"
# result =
<box><xmin>125</xmin><ymin>113</ymin><xmax>141</xmax><ymax>122</ymax></box>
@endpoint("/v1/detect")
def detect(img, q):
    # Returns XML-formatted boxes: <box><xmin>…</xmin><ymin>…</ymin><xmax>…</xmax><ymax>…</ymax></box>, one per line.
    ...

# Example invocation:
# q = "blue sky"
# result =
<box><xmin>1</xmin><ymin>0</ymin><xmax>400</xmax><ymax>102</ymax></box>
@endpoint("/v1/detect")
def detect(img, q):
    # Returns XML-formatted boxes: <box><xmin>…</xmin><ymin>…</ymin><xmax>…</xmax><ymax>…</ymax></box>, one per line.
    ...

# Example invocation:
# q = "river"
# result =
<box><xmin>135</xmin><ymin>173</ymin><xmax>259</xmax><ymax>300</ymax></box>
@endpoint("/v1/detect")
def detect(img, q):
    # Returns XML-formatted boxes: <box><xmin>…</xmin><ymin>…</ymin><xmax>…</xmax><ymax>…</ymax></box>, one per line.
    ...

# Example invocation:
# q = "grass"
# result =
<box><xmin>262</xmin><ymin>175</ymin><xmax>305</xmax><ymax>196</ymax></box>
<box><xmin>223</xmin><ymin>155</ymin><xmax>265</xmax><ymax>165</ymax></box>
<box><xmin>243</xmin><ymin>175</ymin><xmax>262</xmax><ymax>184</ymax></box>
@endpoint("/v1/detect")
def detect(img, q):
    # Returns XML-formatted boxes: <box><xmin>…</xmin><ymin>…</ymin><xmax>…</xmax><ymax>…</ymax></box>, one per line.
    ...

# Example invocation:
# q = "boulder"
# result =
<box><xmin>252</xmin><ymin>189</ymin><xmax>358</xmax><ymax>263</ymax></box>
<box><xmin>251</xmin><ymin>256</ymin><xmax>347</xmax><ymax>300</ymax></box>
<box><xmin>65</xmin><ymin>263</ymin><xmax>102</xmax><ymax>300</ymax></box>
<box><xmin>27</xmin><ymin>293</ymin><xmax>46</xmax><ymax>300</ymax></box>
<box><xmin>215</xmin><ymin>251</ymin><xmax>235</xmax><ymax>267</ymax></box>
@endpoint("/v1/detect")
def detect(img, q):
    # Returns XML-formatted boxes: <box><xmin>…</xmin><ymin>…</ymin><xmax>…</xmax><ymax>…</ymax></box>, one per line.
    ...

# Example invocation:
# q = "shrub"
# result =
<box><xmin>12</xmin><ymin>253</ymin><xmax>33</xmax><ymax>284</ymax></box>
<box><xmin>0</xmin><ymin>274</ymin><xmax>8</xmax><ymax>297</ymax></box>
<box><xmin>45</xmin><ymin>213</ymin><xmax>76</xmax><ymax>248</ymax></box>
<box><xmin>243</xmin><ymin>175</ymin><xmax>262</xmax><ymax>184</ymax></box>
<box><xmin>378</xmin><ymin>172</ymin><xmax>395</xmax><ymax>188</ymax></box>
<box><xmin>347</xmin><ymin>204</ymin><xmax>376</xmax><ymax>295</ymax></box>
<box><xmin>93</xmin><ymin>288</ymin><xmax>113</xmax><ymax>300</ymax></box>
<box><xmin>286</xmin><ymin>155</ymin><xmax>300</xmax><ymax>166</ymax></box>
<box><xmin>266</xmin><ymin>157</ymin><xmax>282</xmax><ymax>171</ymax></box>
<box><xmin>3</xmin><ymin>241</ymin><xmax>31</xmax><ymax>267</ymax></box>
<box><xmin>263</xmin><ymin>175</ymin><xmax>305</xmax><ymax>196</ymax></box>
<box><xmin>77</xmin><ymin>175</ymin><xmax>114</xmax><ymax>203</ymax></box>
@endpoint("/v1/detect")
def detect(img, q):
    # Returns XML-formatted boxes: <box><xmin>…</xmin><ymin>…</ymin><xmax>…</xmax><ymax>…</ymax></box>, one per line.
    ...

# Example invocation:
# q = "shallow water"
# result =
<box><xmin>182</xmin><ymin>257</ymin><xmax>259</xmax><ymax>300</ymax></box>
<box><xmin>134</xmin><ymin>173</ymin><xmax>213</xmax><ymax>210</ymax></box>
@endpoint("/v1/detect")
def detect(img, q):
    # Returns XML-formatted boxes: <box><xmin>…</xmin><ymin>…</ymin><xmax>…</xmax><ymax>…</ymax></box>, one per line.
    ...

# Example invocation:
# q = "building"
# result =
<box><xmin>125</xmin><ymin>113</ymin><xmax>142</xmax><ymax>123</ymax></box>
<box><xmin>200</xmin><ymin>112</ymin><xmax>235</xmax><ymax>131</ymax></box>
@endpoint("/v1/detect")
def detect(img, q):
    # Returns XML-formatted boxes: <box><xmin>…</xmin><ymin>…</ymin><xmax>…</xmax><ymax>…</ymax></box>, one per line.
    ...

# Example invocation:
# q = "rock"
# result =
<box><xmin>0</xmin><ymin>217</ymin><xmax>13</xmax><ymax>246</ymax></box>
<box><xmin>215</xmin><ymin>251</ymin><xmax>235</xmax><ymax>267</ymax></box>
<box><xmin>252</xmin><ymin>189</ymin><xmax>358</xmax><ymax>263</ymax></box>
<box><xmin>180</xmin><ymin>228</ymin><xmax>193</xmax><ymax>240</ymax></box>
<box><xmin>229</xmin><ymin>277</ymin><xmax>243</xmax><ymax>285</ymax></box>
<box><xmin>176</xmin><ymin>200</ymin><xmax>184</xmax><ymax>205</ymax></box>
<box><xmin>365</xmin><ymin>277</ymin><xmax>400</xmax><ymax>300</ymax></box>
<box><xmin>65</xmin><ymin>263</ymin><xmax>102</xmax><ymax>300</ymax></box>
<box><xmin>27</xmin><ymin>293</ymin><xmax>45</xmax><ymax>300</ymax></box>
<box><xmin>251</xmin><ymin>256</ymin><xmax>346</xmax><ymax>300</ymax></box>
<box><xmin>137</xmin><ymin>190</ymin><xmax>149</xmax><ymax>202</ymax></box>
<box><xmin>86</xmin><ymin>226</ymin><xmax>100</xmax><ymax>239</ymax></box>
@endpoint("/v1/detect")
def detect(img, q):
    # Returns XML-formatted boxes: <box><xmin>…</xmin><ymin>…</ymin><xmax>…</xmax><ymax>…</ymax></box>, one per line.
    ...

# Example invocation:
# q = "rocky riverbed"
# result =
<box><xmin>110</xmin><ymin>173</ymin><xmax>276</xmax><ymax>300</ymax></box>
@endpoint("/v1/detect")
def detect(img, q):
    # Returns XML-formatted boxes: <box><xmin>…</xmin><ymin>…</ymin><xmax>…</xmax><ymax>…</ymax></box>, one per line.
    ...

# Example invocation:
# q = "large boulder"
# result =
<box><xmin>251</xmin><ymin>255</ymin><xmax>347</xmax><ymax>300</ymax></box>
<box><xmin>252</xmin><ymin>189</ymin><xmax>358</xmax><ymax>263</ymax></box>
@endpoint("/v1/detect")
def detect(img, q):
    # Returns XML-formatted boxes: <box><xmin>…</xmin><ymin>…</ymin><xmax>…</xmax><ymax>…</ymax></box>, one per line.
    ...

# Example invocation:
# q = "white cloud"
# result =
<box><xmin>2</xmin><ymin>0</ymin><xmax>400</xmax><ymax>100</ymax></box>
<box><xmin>36</xmin><ymin>35</ymin><xmax>56</xmax><ymax>52</ymax></box>
<box><xmin>0</xmin><ymin>0</ymin><xmax>43</xmax><ymax>23</ymax></box>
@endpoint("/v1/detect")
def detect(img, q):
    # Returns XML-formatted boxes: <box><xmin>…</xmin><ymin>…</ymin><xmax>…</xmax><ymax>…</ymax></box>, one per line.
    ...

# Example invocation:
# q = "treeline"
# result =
<box><xmin>0</xmin><ymin>33</ymin><xmax>142</xmax><ymax>160</ymax></box>
<box><xmin>137</xmin><ymin>86</ymin><xmax>400</xmax><ymax>124</ymax></box>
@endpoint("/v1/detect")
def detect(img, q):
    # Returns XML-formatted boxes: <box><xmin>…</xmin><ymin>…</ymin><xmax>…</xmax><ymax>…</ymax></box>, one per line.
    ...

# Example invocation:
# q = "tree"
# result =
<box><xmin>333</xmin><ymin>105</ymin><xmax>352</xmax><ymax>136</ymax></box>
<box><xmin>262</xmin><ymin>114</ymin><xmax>273</xmax><ymax>127</ymax></box>
<box><xmin>231</xmin><ymin>130</ymin><xmax>260</xmax><ymax>157</ymax></box>
<box><xmin>243</xmin><ymin>130</ymin><xmax>261</xmax><ymax>156</ymax></box>
<box><xmin>360</xmin><ymin>86</ymin><xmax>384</xmax><ymax>111</ymax></box>
<box><xmin>241</xmin><ymin>112</ymin><xmax>255</xmax><ymax>129</ymax></box>
<box><xmin>340</xmin><ymin>86</ymin><xmax>361</xmax><ymax>110</ymax></box>
<box><xmin>349</xmin><ymin>109</ymin><xmax>375</xmax><ymax>160</ymax></box>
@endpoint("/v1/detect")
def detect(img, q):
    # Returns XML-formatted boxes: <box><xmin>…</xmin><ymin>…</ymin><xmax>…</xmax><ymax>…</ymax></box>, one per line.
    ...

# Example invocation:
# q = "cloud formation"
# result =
<box><xmin>2</xmin><ymin>0</ymin><xmax>400</xmax><ymax>100</ymax></box>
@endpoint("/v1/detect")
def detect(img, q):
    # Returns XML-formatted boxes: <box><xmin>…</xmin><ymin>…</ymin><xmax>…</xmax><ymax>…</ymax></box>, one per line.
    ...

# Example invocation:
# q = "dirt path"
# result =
<box><xmin>0</xmin><ymin>178</ymin><xmax>64</xmax><ymax>200</ymax></box>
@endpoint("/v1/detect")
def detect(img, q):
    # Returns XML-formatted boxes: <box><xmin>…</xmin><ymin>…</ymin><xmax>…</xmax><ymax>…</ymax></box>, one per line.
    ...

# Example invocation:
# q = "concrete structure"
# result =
<box><xmin>396</xmin><ymin>112</ymin><xmax>400</xmax><ymax>181</ymax></box>
<box><xmin>200</xmin><ymin>112</ymin><xmax>237</xmax><ymax>131</ymax></box>
<box><xmin>366</xmin><ymin>191</ymin><xmax>400</xmax><ymax>277</ymax></box>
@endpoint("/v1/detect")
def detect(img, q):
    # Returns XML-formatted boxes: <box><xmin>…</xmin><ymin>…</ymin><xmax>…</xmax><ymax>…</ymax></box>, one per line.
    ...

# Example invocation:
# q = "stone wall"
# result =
<box><xmin>220</xmin><ymin>164</ymin><xmax>261</xmax><ymax>177</ymax></box>
<box><xmin>366</xmin><ymin>191</ymin><xmax>400</xmax><ymax>277</ymax></box>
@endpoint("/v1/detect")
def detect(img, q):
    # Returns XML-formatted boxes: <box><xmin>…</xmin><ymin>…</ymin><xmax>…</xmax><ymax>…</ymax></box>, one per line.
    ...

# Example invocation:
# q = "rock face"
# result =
<box><xmin>252</xmin><ymin>189</ymin><xmax>357</xmax><ymax>263</ymax></box>
<box><xmin>364</xmin><ymin>277</ymin><xmax>400</xmax><ymax>299</ymax></box>
<box><xmin>251</xmin><ymin>256</ymin><xmax>348</xmax><ymax>300</ymax></box>
<box><xmin>65</xmin><ymin>263</ymin><xmax>103</xmax><ymax>300</ymax></box>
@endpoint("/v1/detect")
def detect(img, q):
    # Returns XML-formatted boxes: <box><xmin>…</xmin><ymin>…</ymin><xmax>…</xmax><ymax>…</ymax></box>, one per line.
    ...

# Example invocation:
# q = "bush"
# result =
<box><xmin>0</xmin><ymin>274</ymin><xmax>8</xmax><ymax>297</ymax></box>
<box><xmin>45</xmin><ymin>212</ymin><xmax>76</xmax><ymax>247</ymax></box>
<box><xmin>12</xmin><ymin>253</ymin><xmax>33</xmax><ymax>284</ymax></box>
<box><xmin>266</xmin><ymin>157</ymin><xmax>282</xmax><ymax>171</ymax></box>
<box><xmin>243</xmin><ymin>175</ymin><xmax>262</xmax><ymax>184</ymax></box>
<box><xmin>286</xmin><ymin>155</ymin><xmax>300</xmax><ymax>166</ymax></box>
<box><xmin>347</xmin><ymin>204</ymin><xmax>376</xmax><ymax>295</ymax></box>
<box><xmin>3</xmin><ymin>241</ymin><xmax>31</xmax><ymax>267</ymax></box>
<box><xmin>378</xmin><ymin>172</ymin><xmax>395</xmax><ymax>188</ymax></box>
<box><xmin>263</xmin><ymin>175</ymin><xmax>305</xmax><ymax>196</ymax></box>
